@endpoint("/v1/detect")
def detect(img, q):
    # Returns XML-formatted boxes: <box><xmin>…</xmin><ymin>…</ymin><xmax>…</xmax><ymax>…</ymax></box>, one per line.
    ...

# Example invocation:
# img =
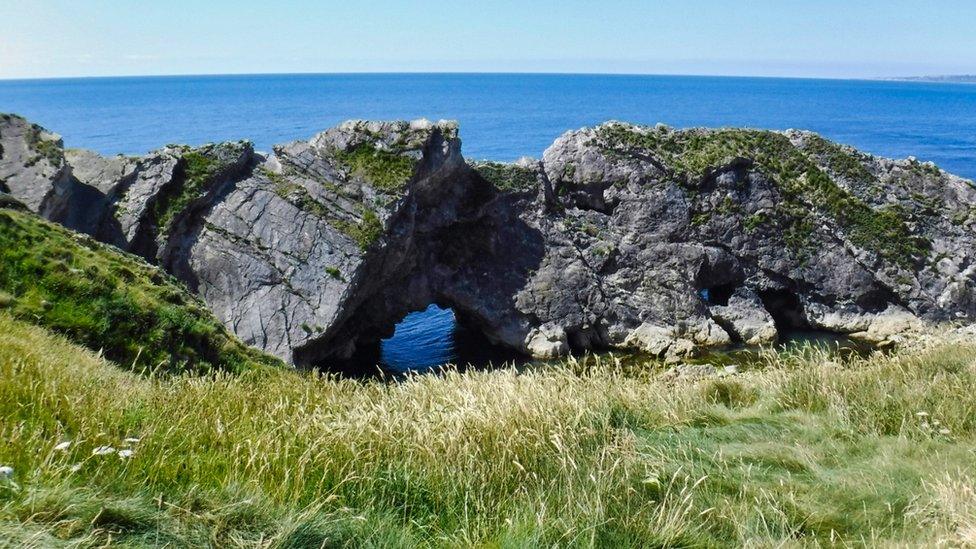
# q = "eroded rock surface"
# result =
<box><xmin>2</xmin><ymin>113</ymin><xmax>974</xmax><ymax>367</ymax></box>
<box><xmin>0</xmin><ymin>114</ymin><xmax>71</xmax><ymax>213</ymax></box>
<box><xmin>522</xmin><ymin>123</ymin><xmax>976</xmax><ymax>357</ymax></box>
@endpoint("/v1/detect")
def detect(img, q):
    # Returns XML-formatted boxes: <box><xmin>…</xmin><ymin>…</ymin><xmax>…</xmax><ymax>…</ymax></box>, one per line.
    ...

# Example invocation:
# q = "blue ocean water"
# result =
<box><xmin>1</xmin><ymin>73</ymin><xmax>975</xmax><ymax>178</ymax></box>
<box><xmin>380</xmin><ymin>305</ymin><xmax>458</xmax><ymax>372</ymax></box>
<box><xmin>2</xmin><ymin>73</ymin><xmax>974</xmax><ymax>371</ymax></box>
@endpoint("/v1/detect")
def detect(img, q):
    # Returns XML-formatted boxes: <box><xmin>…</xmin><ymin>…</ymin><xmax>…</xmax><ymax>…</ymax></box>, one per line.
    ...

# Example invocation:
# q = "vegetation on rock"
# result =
<box><xmin>592</xmin><ymin>124</ymin><xmax>929</xmax><ymax>267</ymax></box>
<box><xmin>335</xmin><ymin>143</ymin><xmax>417</xmax><ymax>194</ymax></box>
<box><xmin>262</xmin><ymin>167</ymin><xmax>383</xmax><ymax>251</ymax></box>
<box><xmin>264</xmin><ymin>168</ymin><xmax>332</xmax><ymax>219</ymax></box>
<box><xmin>795</xmin><ymin>133</ymin><xmax>878</xmax><ymax>184</ymax></box>
<box><xmin>24</xmin><ymin>123</ymin><xmax>63</xmax><ymax>167</ymax></box>
<box><xmin>473</xmin><ymin>161</ymin><xmax>539</xmax><ymax>192</ymax></box>
<box><xmin>151</xmin><ymin>150</ymin><xmax>222</xmax><ymax>236</ymax></box>
<box><xmin>0</xmin><ymin>207</ymin><xmax>281</xmax><ymax>373</ymax></box>
<box><xmin>333</xmin><ymin>207</ymin><xmax>383</xmax><ymax>250</ymax></box>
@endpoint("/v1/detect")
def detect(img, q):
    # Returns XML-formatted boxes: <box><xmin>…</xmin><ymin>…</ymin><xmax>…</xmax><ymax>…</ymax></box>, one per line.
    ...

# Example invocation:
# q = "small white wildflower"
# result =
<box><xmin>92</xmin><ymin>446</ymin><xmax>116</xmax><ymax>456</ymax></box>
<box><xmin>69</xmin><ymin>463</ymin><xmax>82</xmax><ymax>473</ymax></box>
<box><xmin>117</xmin><ymin>449</ymin><xmax>134</xmax><ymax>459</ymax></box>
<box><xmin>54</xmin><ymin>441</ymin><xmax>71</xmax><ymax>451</ymax></box>
<box><xmin>939</xmin><ymin>428</ymin><xmax>951</xmax><ymax>435</ymax></box>
<box><xmin>0</xmin><ymin>466</ymin><xmax>13</xmax><ymax>479</ymax></box>
<box><xmin>123</xmin><ymin>438</ymin><xmax>141</xmax><ymax>445</ymax></box>
<box><xmin>916</xmin><ymin>411</ymin><xmax>929</xmax><ymax>417</ymax></box>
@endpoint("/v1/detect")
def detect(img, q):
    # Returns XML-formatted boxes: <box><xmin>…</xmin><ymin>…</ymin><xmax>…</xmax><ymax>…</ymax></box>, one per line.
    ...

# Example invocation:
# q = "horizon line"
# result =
<box><xmin>0</xmin><ymin>69</ymin><xmax>947</xmax><ymax>85</ymax></box>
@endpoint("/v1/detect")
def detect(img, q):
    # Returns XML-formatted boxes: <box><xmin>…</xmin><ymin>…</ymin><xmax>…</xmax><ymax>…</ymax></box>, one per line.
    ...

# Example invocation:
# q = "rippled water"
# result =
<box><xmin>379</xmin><ymin>305</ymin><xmax>526</xmax><ymax>374</ymax></box>
<box><xmin>380</xmin><ymin>305</ymin><xmax>458</xmax><ymax>372</ymax></box>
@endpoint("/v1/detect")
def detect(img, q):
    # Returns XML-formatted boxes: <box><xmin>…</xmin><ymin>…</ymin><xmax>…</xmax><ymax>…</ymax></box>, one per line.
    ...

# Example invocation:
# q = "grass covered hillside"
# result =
<box><xmin>1</xmin><ymin>310</ymin><xmax>975</xmax><ymax>546</ymax></box>
<box><xmin>0</xmin><ymin>204</ymin><xmax>281</xmax><ymax>374</ymax></box>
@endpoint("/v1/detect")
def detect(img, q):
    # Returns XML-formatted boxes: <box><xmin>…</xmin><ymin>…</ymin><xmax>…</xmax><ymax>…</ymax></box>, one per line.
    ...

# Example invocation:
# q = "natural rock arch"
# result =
<box><xmin>2</xmin><ymin>114</ymin><xmax>974</xmax><ymax>369</ymax></box>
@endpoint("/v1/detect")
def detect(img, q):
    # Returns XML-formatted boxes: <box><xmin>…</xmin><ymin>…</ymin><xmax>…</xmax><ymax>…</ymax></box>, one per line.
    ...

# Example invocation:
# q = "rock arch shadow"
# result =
<box><xmin>292</xmin><ymin>167</ymin><xmax>547</xmax><ymax>374</ymax></box>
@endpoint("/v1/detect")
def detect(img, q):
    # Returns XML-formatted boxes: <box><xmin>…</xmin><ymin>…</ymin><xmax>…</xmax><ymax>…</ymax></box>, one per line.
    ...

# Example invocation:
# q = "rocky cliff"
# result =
<box><xmin>2</xmin><ymin>114</ymin><xmax>973</xmax><ymax>367</ymax></box>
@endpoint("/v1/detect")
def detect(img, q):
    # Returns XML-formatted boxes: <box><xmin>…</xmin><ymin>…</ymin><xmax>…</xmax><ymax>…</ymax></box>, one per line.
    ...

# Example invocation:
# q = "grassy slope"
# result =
<box><xmin>1</xmin><ymin>312</ymin><xmax>974</xmax><ymax>547</ymax></box>
<box><xmin>0</xmin><ymin>207</ymin><xmax>281</xmax><ymax>374</ymax></box>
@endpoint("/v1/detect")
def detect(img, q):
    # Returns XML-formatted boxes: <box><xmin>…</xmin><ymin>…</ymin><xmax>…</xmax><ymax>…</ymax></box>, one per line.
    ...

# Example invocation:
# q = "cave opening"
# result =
<box><xmin>698</xmin><ymin>283</ymin><xmax>738</xmax><ymax>306</ymax></box>
<box><xmin>758</xmin><ymin>288</ymin><xmax>808</xmax><ymax>334</ymax></box>
<box><xmin>346</xmin><ymin>304</ymin><xmax>529</xmax><ymax>376</ymax></box>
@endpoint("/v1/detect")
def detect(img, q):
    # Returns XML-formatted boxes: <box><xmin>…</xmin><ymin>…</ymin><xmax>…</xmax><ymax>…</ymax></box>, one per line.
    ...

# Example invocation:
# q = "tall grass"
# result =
<box><xmin>1</xmin><ymin>312</ymin><xmax>975</xmax><ymax>547</ymax></box>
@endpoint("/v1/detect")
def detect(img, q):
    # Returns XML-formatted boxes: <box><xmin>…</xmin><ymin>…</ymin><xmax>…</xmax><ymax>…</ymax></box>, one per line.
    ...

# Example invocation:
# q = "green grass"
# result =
<box><xmin>151</xmin><ymin>151</ymin><xmax>223</xmax><ymax>236</ymax></box>
<box><xmin>592</xmin><ymin>124</ymin><xmax>929</xmax><ymax>267</ymax></box>
<box><xmin>332</xmin><ymin>207</ymin><xmax>384</xmax><ymax>251</ymax></box>
<box><xmin>0</xmin><ymin>309</ymin><xmax>974</xmax><ymax>546</ymax></box>
<box><xmin>473</xmin><ymin>161</ymin><xmax>539</xmax><ymax>192</ymax></box>
<box><xmin>0</xmin><ymin>207</ymin><xmax>281</xmax><ymax>374</ymax></box>
<box><xmin>335</xmin><ymin>143</ymin><xmax>417</xmax><ymax>195</ymax></box>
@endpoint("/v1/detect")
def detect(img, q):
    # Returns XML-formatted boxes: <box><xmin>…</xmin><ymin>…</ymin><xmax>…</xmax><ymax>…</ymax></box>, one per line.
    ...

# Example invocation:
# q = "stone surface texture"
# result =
<box><xmin>2</xmin><ymin>114</ymin><xmax>974</xmax><ymax>367</ymax></box>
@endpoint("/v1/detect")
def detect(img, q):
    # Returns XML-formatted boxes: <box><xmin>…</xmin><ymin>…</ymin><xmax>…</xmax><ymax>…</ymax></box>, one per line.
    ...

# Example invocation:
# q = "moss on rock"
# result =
<box><xmin>473</xmin><ymin>161</ymin><xmax>539</xmax><ymax>192</ymax></box>
<box><xmin>592</xmin><ymin>123</ymin><xmax>928</xmax><ymax>268</ymax></box>
<box><xmin>335</xmin><ymin>143</ymin><xmax>416</xmax><ymax>195</ymax></box>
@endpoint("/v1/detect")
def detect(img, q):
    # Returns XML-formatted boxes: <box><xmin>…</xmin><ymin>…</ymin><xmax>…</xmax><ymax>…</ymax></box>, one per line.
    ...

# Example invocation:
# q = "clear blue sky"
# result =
<box><xmin>2</xmin><ymin>0</ymin><xmax>974</xmax><ymax>80</ymax></box>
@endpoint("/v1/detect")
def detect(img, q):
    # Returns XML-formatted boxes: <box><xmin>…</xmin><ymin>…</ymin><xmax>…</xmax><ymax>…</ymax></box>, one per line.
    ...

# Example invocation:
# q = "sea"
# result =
<box><xmin>2</xmin><ymin>73</ymin><xmax>974</xmax><ymax>372</ymax></box>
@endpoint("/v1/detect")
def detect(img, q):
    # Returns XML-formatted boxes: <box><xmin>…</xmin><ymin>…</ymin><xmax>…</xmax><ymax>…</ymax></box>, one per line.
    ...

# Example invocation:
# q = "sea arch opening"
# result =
<box><xmin>342</xmin><ymin>303</ymin><xmax>529</xmax><ymax>376</ymax></box>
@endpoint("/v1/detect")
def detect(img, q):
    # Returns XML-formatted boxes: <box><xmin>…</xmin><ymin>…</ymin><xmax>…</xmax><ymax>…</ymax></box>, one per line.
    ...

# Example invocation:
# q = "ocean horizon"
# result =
<box><xmin>2</xmin><ymin>72</ymin><xmax>975</xmax><ymax>179</ymax></box>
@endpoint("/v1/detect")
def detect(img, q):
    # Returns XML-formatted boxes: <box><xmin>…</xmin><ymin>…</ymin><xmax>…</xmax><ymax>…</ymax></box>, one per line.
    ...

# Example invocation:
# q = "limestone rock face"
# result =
<box><xmin>517</xmin><ymin>123</ymin><xmax>976</xmax><ymax>356</ymax></box>
<box><xmin>709</xmin><ymin>288</ymin><xmax>778</xmax><ymax>346</ymax></box>
<box><xmin>1</xmin><ymin>114</ymin><xmax>254</xmax><ymax>263</ymax></box>
<box><xmin>0</xmin><ymin>114</ymin><xmax>72</xmax><ymax>213</ymax></box>
<box><xmin>187</xmin><ymin>120</ymin><xmax>471</xmax><ymax>363</ymax></box>
<box><xmin>2</xmin><ymin>113</ymin><xmax>974</xmax><ymax>367</ymax></box>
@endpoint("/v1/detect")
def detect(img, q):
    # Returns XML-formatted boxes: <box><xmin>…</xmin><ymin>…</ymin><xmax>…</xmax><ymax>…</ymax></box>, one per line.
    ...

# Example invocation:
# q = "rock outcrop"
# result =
<box><xmin>0</xmin><ymin>114</ymin><xmax>72</xmax><ymax>214</ymax></box>
<box><xmin>2</xmin><ymin>114</ymin><xmax>974</xmax><ymax>367</ymax></box>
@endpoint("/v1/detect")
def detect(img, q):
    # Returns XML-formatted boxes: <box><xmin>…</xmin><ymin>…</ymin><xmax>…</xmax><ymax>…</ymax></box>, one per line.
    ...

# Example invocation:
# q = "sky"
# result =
<box><xmin>2</xmin><ymin>0</ymin><xmax>975</xmax><ymax>80</ymax></box>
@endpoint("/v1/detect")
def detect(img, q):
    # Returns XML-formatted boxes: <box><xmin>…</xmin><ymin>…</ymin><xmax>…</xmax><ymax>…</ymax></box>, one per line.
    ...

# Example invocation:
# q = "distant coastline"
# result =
<box><xmin>884</xmin><ymin>75</ymin><xmax>976</xmax><ymax>84</ymax></box>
